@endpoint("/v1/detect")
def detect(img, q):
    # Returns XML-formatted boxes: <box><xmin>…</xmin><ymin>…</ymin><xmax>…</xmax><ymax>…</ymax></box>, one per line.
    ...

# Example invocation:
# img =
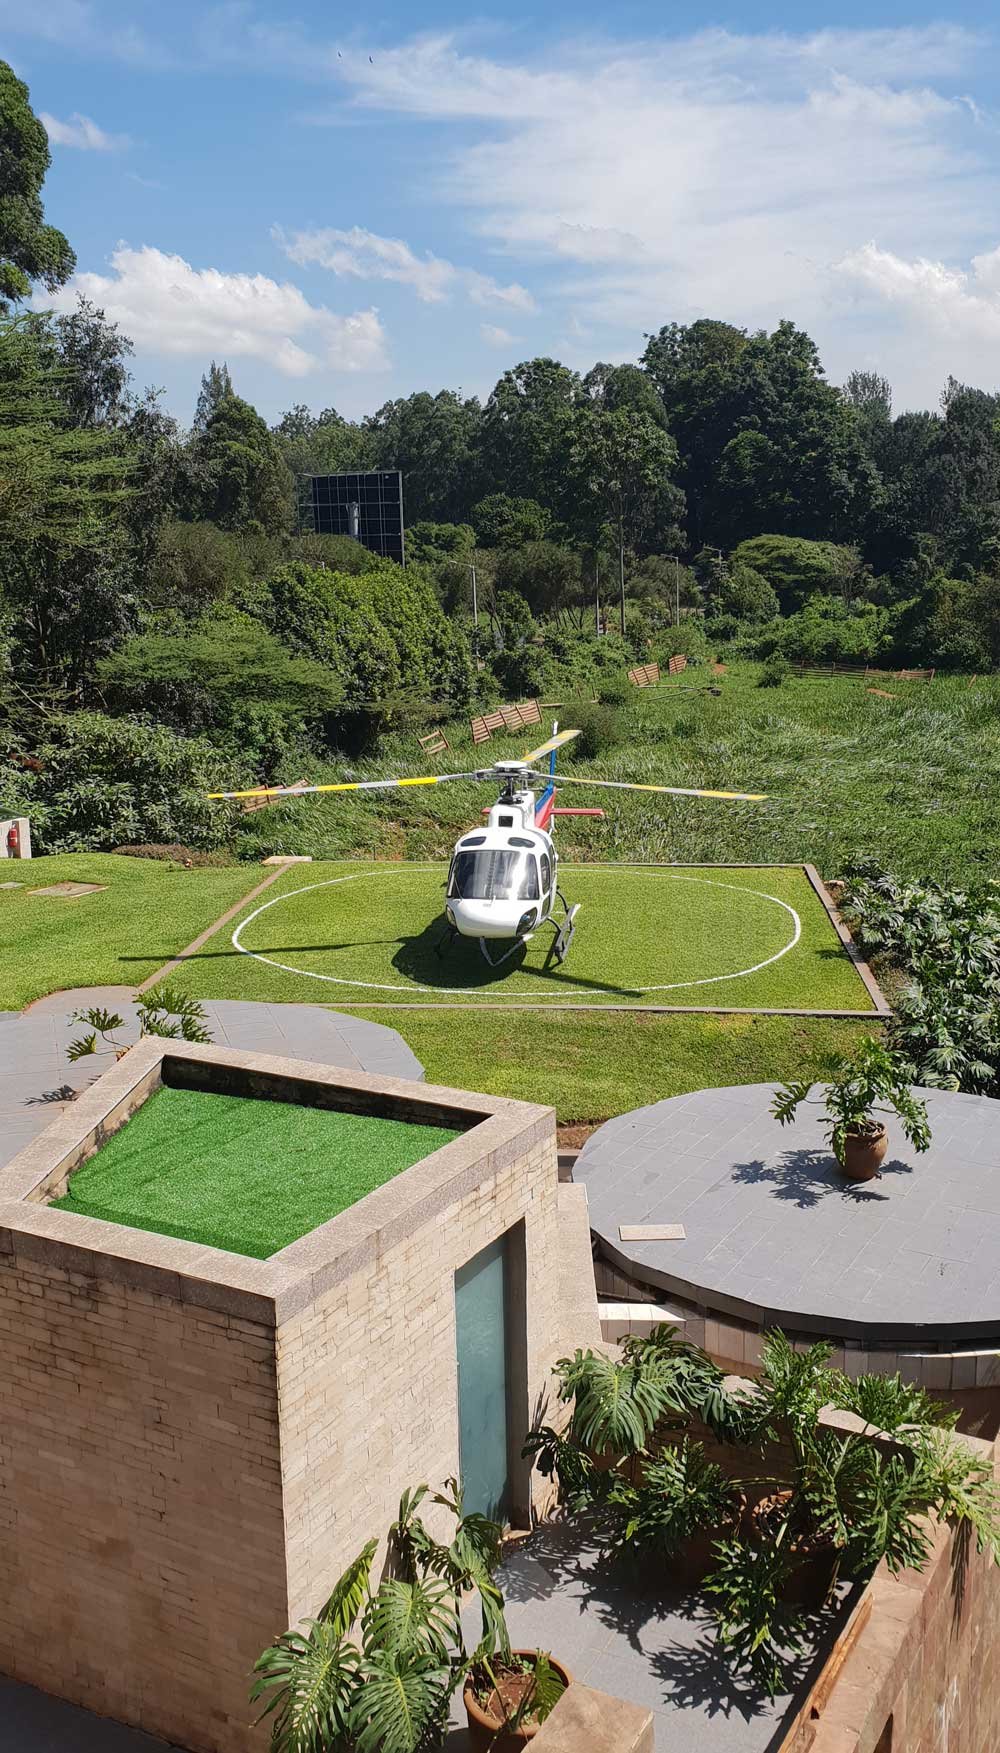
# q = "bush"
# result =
<box><xmin>27</xmin><ymin>713</ymin><xmax>246</xmax><ymax>853</ymax></box>
<box><xmin>595</xmin><ymin>675</ymin><xmax>630</xmax><ymax>706</ymax></box>
<box><xmin>758</xmin><ymin>652</ymin><xmax>792</xmax><ymax>688</ymax></box>
<box><xmin>568</xmin><ymin>703</ymin><xmax>623</xmax><ymax>760</ymax></box>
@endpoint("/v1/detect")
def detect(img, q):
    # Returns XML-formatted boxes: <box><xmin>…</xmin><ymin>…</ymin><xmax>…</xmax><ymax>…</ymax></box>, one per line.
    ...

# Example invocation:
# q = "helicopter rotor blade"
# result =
<box><xmin>206</xmin><ymin>771</ymin><xmax>486</xmax><ymax>802</ymax></box>
<box><xmin>519</xmin><ymin>727</ymin><xmax>581</xmax><ymax>765</ymax></box>
<box><xmin>528</xmin><ymin>771</ymin><xmax>766</xmax><ymax>802</ymax></box>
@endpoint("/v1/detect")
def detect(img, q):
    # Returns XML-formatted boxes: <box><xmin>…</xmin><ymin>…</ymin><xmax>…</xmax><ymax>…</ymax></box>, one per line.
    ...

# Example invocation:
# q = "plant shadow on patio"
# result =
<box><xmin>451</xmin><ymin>1514</ymin><xmax>854</xmax><ymax>1752</ymax></box>
<box><xmin>731</xmin><ymin>1148</ymin><xmax>914</xmax><ymax>1209</ymax></box>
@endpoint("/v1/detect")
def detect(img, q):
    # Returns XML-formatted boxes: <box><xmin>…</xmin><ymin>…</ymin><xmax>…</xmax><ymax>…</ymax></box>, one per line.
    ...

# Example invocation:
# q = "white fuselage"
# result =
<box><xmin>444</xmin><ymin>787</ymin><xmax>558</xmax><ymax>941</ymax></box>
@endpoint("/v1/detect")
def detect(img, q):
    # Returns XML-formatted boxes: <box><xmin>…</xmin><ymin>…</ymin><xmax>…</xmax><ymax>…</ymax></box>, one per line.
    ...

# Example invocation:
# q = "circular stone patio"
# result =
<box><xmin>576</xmin><ymin>1083</ymin><xmax>1000</xmax><ymax>1347</ymax></box>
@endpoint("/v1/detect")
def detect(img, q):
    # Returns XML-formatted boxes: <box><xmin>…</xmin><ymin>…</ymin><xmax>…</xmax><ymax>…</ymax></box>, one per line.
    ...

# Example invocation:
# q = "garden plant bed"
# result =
<box><xmin>51</xmin><ymin>1084</ymin><xmax>461</xmax><ymax>1257</ymax></box>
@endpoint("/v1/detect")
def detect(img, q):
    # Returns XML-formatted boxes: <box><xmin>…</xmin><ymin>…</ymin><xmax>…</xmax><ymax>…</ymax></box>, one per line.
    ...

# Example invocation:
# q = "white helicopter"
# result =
<box><xmin>209</xmin><ymin>728</ymin><xmax>765</xmax><ymax>967</ymax></box>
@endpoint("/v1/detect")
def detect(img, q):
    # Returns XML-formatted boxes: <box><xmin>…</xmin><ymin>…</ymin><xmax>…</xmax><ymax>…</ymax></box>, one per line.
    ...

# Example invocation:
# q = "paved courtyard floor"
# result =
<box><xmin>0</xmin><ymin>987</ymin><xmax>424</xmax><ymax>1171</ymax></box>
<box><xmin>4</xmin><ymin>1517</ymin><xmax>851</xmax><ymax>1753</ymax></box>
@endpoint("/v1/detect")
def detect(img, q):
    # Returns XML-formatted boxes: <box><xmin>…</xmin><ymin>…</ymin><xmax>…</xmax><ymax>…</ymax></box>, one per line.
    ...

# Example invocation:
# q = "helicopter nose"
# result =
<box><xmin>449</xmin><ymin>901</ymin><xmax>522</xmax><ymax>940</ymax></box>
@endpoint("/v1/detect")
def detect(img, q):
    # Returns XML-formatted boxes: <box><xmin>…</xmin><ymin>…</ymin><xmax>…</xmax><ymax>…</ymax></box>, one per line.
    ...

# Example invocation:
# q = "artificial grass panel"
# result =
<box><xmin>172</xmin><ymin>860</ymin><xmax>874</xmax><ymax>1012</ymax></box>
<box><xmin>374</xmin><ymin>1009</ymin><xmax>874</xmax><ymax>1125</ymax></box>
<box><xmin>52</xmin><ymin>1086</ymin><xmax>460</xmax><ymax>1258</ymax></box>
<box><xmin>0</xmin><ymin>854</ymin><xmax>268</xmax><ymax>1011</ymax></box>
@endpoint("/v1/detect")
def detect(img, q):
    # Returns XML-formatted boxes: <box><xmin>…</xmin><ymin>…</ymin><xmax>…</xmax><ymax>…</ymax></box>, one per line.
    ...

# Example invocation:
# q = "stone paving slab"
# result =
<box><xmin>577</xmin><ymin>1082</ymin><xmax>1000</xmax><ymax>1344</ymax></box>
<box><xmin>0</xmin><ymin>990</ymin><xmax>423</xmax><ymax>1171</ymax></box>
<box><xmin>1</xmin><ymin>1677</ymin><xmax>179</xmax><ymax>1751</ymax></box>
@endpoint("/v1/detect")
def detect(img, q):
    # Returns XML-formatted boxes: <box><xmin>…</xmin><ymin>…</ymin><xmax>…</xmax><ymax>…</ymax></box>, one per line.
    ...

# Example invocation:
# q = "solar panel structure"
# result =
<box><xmin>303</xmin><ymin>471</ymin><xmax>405</xmax><ymax>564</ymax></box>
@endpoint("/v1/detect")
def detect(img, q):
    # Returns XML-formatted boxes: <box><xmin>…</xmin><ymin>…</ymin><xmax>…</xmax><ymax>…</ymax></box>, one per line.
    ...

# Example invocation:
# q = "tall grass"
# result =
<box><xmin>234</xmin><ymin>665</ymin><xmax>1000</xmax><ymax>886</ymax></box>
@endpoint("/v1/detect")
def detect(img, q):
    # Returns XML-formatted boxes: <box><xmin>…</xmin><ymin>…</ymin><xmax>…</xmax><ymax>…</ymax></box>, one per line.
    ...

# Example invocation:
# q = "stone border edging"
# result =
<box><xmin>802</xmin><ymin>863</ymin><xmax>891</xmax><ymax>1016</ymax></box>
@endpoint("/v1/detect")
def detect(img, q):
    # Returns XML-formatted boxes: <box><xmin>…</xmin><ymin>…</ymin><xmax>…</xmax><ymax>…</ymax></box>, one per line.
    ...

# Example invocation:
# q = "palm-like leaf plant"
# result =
<box><xmin>250</xmin><ymin>1621</ymin><xmax>361</xmax><ymax>1753</ymax></box>
<box><xmin>253</xmin><ymin>1484</ymin><xmax>514</xmax><ymax>1753</ymax></box>
<box><xmin>704</xmin><ymin>1532</ymin><xmax>805</xmax><ymax>1700</ymax></box>
<box><xmin>604</xmin><ymin>1438</ymin><xmax>742</xmax><ymax>1561</ymax></box>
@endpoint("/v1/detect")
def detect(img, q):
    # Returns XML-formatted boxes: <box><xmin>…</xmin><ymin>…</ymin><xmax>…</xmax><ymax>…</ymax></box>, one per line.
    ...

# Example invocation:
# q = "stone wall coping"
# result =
<box><xmin>0</xmin><ymin>1039</ymin><xmax>555</xmax><ymax>1326</ymax></box>
<box><xmin>532</xmin><ymin>1682</ymin><xmax>653</xmax><ymax>1753</ymax></box>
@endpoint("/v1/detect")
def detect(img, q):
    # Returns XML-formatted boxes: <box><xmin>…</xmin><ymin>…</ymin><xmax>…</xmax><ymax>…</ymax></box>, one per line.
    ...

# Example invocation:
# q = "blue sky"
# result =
<box><xmin>6</xmin><ymin>1</ymin><xmax>1000</xmax><ymax>424</ymax></box>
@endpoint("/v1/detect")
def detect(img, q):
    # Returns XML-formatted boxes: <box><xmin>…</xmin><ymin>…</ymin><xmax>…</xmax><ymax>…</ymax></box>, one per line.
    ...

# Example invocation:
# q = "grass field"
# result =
<box><xmin>234</xmin><ymin>665</ymin><xmax>1000</xmax><ymax>888</ymax></box>
<box><xmin>171</xmin><ymin>859</ymin><xmax>874</xmax><ymax>1012</ymax></box>
<box><xmin>365</xmin><ymin>1008</ymin><xmax>870</xmax><ymax>1124</ymax></box>
<box><xmin>51</xmin><ymin>1086</ymin><xmax>460</xmax><ymax>1257</ymax></box>
<box><xmin>0</xmin><ymin>854</ymin><xmax>266</xmax><ymax>1011</ymax></box>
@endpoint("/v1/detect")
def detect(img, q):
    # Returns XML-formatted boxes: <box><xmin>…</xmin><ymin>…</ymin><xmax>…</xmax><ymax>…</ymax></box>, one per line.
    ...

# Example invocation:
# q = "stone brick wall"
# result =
<box><xmin>0</xmin><ymin>1248</ymin><xmax>286</xmax><ymax>1752</ymax></box>
<box><xmin>277</xmin><ymin>1129</ymin><xmax>577</xmax><ymax>1625</ymax></box>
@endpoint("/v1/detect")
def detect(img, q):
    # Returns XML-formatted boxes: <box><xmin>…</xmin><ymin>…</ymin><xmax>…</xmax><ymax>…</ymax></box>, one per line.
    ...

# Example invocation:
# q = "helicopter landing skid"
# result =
<box><xmin>478</xmin><ymin>933</ymin><xmax>532</xmax><ymax>969</ymax></box>
<box><xmin>545</xmin><ymin>892</ymin><xmax>580</xmax><ymax>967</ymax></box>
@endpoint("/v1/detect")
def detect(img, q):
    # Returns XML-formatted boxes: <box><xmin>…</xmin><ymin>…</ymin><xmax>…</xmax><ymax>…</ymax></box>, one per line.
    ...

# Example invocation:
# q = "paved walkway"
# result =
<box><xmin>0</xmin><ymin>988</ymin><xmax>423</xmax><ymax>1170</ymax></box>
<box><xmin>577</xmin><ymin>1082</ymin><xmax>1000</xmax><ymax>1344</ymax></box>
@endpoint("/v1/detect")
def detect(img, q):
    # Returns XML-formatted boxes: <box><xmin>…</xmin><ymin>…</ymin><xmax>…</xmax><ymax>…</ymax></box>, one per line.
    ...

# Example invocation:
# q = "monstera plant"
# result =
<box><xmin>251</xmin><ymin>1479</ymin><xmax>565</xmax><ymax>1753</ymax></box>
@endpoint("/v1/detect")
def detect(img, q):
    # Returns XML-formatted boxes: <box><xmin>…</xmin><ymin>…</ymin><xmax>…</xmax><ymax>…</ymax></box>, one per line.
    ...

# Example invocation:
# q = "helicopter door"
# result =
<box><xmin>539</xmin><ymin>850</ymin><xmax>553</xmax><ymax>916</ymax></box>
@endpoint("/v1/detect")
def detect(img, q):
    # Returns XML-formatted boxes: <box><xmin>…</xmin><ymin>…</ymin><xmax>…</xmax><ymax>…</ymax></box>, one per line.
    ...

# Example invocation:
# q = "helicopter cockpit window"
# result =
<box><xmin>509</xmin><ymin>836</ymin><xmax>535</xmax><ymax>848</ymax></box>
<box><xmin>459</xmin><ymin>835</ymin><xmax>486</xmax><ymax>847</ymax></box>
<box><xmin>447</xmin><ymin>850</ymin><xmax>540</xmax><ymax>902</ymax></box>
<box><xmin>540</xmin><ymin>852</ymin><xmax>552</xmax><ymax>893</ymax></box>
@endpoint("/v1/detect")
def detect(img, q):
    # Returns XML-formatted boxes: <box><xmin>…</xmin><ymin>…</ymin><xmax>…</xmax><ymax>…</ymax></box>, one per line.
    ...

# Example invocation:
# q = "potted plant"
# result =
<box><xmin>463</xmin><ymin>1650</ymin><xmax>570</xmax><ymax>1751</ymax></box>
<box><xmin>604</xmin><ymin>1437</ymin><xmax>745</xmax><ymax>1581</ymax></box>
<box><xmin>251</xmin><ymin>1477</ymin><xmax>569</xmax><ymax>1753</ymax></box>
<box><xmin>771</xmin><ymin>1036</ymin><xmax>931</xmax><ymax>1181</ymax></box>
<box><xmin>704</xmin><ymin>1333</ymin><xmax>1000</xmax><ymax>1696</ymax></box>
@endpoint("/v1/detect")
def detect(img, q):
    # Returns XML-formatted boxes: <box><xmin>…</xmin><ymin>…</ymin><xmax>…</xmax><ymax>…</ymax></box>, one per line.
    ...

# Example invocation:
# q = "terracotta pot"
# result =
<box><xmin>464</xmin><ymin>1652</ymin><xmax>572</xmax><ymax>1752</ymax></box>
<box><xmin>671</xmin><ymin>1492</ymin><xmax>747</xmax><ymax>1585</ymax></box>
<box><xmin>749</xmin><ymin>1491</ymin><xmax>840</xmax><ymax>1608</ymax></box>
<box><xmin>840</xmin><ymin>1124</ymin><xmax>888</xmax><ymax>1182</ymax></box>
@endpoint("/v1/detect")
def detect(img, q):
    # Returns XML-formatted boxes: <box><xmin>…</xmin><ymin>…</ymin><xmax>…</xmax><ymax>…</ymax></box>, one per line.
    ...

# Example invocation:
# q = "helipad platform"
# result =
<box><xmin>576</xmin><ymin>1083</ymin><xmax>1000</xmax><ymax>1347</ymax></box>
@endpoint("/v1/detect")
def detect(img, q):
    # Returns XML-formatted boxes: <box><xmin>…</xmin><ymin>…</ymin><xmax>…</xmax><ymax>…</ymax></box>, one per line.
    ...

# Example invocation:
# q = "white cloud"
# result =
<box><xmin>43</xmin><ymin>245</ymin><xmax>388</xmax><ymax>376</ymax></box>
<box><xmin>275</xmin><ymin>224</ymin><xmax>535</xmax><ymax>312</ymax></box>
<box><xmin>41</xmin><ymin>111</ymin><xmax>128</xmax><ymax>151</ymax></box>
<box><xmin>319</xmin><ymin>24</ymin><xmax>998</xmax><ymax>406</ymax></box>
<box><xmin>836</xmin><ymin>241</ymin><xmax>1000</xmax><ymax>392</ymax></box>
<box><xmin>480</xmin><ymin>322</ymin><xmax>515</xmax><ymax>346</ymax></box>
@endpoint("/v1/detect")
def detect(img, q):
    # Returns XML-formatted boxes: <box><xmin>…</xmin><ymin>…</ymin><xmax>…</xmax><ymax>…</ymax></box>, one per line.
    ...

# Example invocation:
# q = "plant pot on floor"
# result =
<box><xmin>671</xmin><ymin>1492</ymin><xmax>748</xmax><ymax>1586</ymax></box>
<box><xmin>750</xmin><ymin>1491</ymin><xmax>840</xmax><ymax>1608</ymax></box>
<box><xmin>464</xmin><ymin>1652</ymin><xmax>572</xmax><ymax>1752</ymax></box>
<box><xmin>840</xmin><ymin>1123</ymin><xmax>888</xmax><ymax>1182</ymax></box>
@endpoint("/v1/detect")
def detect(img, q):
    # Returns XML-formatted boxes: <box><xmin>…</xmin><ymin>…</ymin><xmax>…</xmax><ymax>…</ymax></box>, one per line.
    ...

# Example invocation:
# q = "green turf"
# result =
<box><xmin>170</xmin><ymin>860</ymin><xmax>874</xmax><ymax>1012</ymax></box>
<box><xmin>51</xmin><ymin>1085</ymin><xmax>461</xmax><ymax>1258</ymax></box>
<box><xmin>0</xmin><ymin>854</ymin><xmax>268</xmax><ymax>1011</ymax></box>
<box><xmin>371</xmin><ymin>1008</ymin><xmax>873</xmax><ymax>1124</ymax></box>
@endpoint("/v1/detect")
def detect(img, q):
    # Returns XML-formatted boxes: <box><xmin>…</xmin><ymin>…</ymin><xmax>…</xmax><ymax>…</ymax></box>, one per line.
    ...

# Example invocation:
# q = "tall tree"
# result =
<box><xmin>641</xmin><ymin>318</ymin><xmax>875</xmax><ymax>548</ymax></box>
<box><xmin>570</xmin><ymin>407</ymin><xmax>683</xmax><ymax>632</ymax></box>
<box><xmin>479</xmin><ymin>358</ymin><xmax>581</xmax><ymax>520</ymax></box>
<box><xmin>192</xmin><ymin>360</ymin><xmax>233</xmax><ymax>434</ymax></box>
<box><xmin>190</xmin><ymin>392</ymin><xmax>293</xmax><ymax>535</ymax></box>
<box><xmin>363</xmin><ymin>390</ymin><xmax>481</xmax><ymax>522</ymax></box>
<box><xmin>0</xmin><ymin>64</ymin><xmax>75</xmax><ymax>309</ymax></box>
<box><xmin>272</xmin><ymin>402</ymin><xmax>368</xmax><ymax>479</ymax></box>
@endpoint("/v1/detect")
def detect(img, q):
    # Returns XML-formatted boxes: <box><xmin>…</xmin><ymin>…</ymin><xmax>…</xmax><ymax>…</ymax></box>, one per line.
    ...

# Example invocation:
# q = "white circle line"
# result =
<box><xmin>230</xmin><ymin>867</ymin><xmax>802</xmax><ymax>1000</ymax></box>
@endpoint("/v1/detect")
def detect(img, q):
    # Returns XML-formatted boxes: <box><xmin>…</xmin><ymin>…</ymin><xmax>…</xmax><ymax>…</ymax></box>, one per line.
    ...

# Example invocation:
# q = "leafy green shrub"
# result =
<box><xmin>26</xmin><ymin>712</ymin><xmax>244</xmax><ymax>853</ymax></box>
<box><xmin>595</xmin><ymin>674</ymin><xmax>630</xmax><ymax>706</ymax></box>
<box><xmin>569</xmin><ymin>703</ymin><xmax>623</xmax><ymax>760</ymax></box>
<box><xmin>758</xmin><ymin>652</ymin><xmax>792</xmax><ymax>688</ymax></box>
<box><xmin>842</xmin><ymin>867</ymin><xmax>1000</xmax><ymax>1094</ymax></box>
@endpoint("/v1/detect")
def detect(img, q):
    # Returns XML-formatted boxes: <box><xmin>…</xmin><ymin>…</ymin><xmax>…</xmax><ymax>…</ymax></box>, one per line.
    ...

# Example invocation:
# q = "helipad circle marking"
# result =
<box><xmin>230</xmin><ymin>867</ymin><xmax>802</xmax><ymax>1000</ymax></box>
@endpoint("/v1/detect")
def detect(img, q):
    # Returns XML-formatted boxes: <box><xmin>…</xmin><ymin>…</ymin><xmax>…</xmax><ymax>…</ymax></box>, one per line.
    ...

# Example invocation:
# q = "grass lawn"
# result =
<box><xmin>0</xmin><ymin>854</ymin><xmax>267</xmax><ymax>1011</ymax></box>
<box><xmin>51</xmin><ymin>1086</ymin><xmax>460</xmax><ymax>1258</ymax></box>
<box><xmin>371</xmin><ymin>1008</ymin><xmax>872</xmax><ymax>1124</ymax></box>
<box><xmin>171</xmin><ymin>860</ymin><xmax>873</xmax><ymax>1012</ymax></box>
